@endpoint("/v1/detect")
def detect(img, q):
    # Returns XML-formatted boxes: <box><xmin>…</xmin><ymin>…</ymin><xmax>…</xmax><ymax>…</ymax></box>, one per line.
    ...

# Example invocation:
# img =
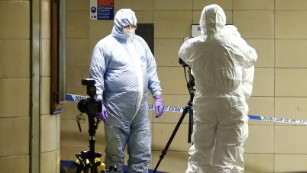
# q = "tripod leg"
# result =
<box><xmin>188</xmin><ymin>108</ymin><xmax>193</xmax><ymax>143</ymax></box>
<box><xmin>153</xmin><ymin>106</ymin><xmax>190</xmax><ymax>173</ymax></box>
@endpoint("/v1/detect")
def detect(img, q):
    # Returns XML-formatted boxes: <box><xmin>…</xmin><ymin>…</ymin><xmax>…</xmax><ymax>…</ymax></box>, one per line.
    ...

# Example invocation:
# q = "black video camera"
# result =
<box><xmin>179</xmin><ymin>58</ymin><xmax>195</xmax><ymax>92</ymax></box>
<box><xmin>77</xmin><ymin>78</ymin><xmax>102</xmax><ymax>116</ymax></box>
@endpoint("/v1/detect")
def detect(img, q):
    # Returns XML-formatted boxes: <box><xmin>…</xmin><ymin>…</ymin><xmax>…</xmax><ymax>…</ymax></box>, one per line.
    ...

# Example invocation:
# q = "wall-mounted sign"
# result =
<box><xmin>191</xmin><ymin>24</ymin><xmax>201</xmax><ymax>37</ymax></box>
<box><xmin>90</xmin><ymin>0</ymin><xmax>114</xmax><ymax>20</ymax></box>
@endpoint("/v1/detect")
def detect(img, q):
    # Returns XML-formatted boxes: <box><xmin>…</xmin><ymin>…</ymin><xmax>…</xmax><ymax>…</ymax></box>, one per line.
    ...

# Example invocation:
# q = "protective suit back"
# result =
<box><xmin>179</xmin><ymin>4</ymin><xmax>257</xmax><ymax>97</ymax></box>
<box><xmin>178</xmin><ymin>4</ymin><xmax>258</xmax><ymax>173</ymax></box>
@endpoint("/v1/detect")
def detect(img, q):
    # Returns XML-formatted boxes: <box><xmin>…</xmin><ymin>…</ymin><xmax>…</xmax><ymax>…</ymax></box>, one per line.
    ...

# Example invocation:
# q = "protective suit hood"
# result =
<box><xmin>200</xmin><ymin>4</ymin><xmax>226</xmax><ymax>35</ymax></box>
<box><xmin>111</xmin><ymin>9</ymin><xmax>137</xmax><ymax>41</ymax></box>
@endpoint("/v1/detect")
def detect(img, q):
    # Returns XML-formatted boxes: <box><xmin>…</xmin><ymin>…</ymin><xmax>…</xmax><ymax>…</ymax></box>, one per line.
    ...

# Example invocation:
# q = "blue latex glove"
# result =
<box><xmin>154</xmin><ymin>95</ymin><xmax>164</xmax><ymax>118</ymax></box>
<box><xmin>97</xmin><ymin>105</ymin><xmax>108</xmax><ymax>121</ymax></box>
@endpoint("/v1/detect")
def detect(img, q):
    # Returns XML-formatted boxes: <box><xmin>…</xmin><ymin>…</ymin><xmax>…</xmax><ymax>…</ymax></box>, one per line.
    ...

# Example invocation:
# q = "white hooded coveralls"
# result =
<box><xmin>178</xmin><ymin>4</ymin><xmax>257</xmax><ymax>173</ymax></box>
<box><xmin>89</xmin><ymin>9</ymin><xmax>162</xmax><ymax>173</ymax></box>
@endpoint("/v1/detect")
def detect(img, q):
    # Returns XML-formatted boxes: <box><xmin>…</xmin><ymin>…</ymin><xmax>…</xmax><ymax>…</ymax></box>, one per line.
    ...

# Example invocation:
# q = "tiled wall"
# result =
<box><xmin>62</xmin><ymin>0</ymin><xmax>307</xmax><ymax>172</ymax></box>
<box><xmin>0</xmin><ymin>0</ymin><xmax>31</xmax><ymax>172</ymax></box>
<box><xmin>0</xmin><ymin>0</ymin><xmax>60</xmax><ymax>173</ymax></box>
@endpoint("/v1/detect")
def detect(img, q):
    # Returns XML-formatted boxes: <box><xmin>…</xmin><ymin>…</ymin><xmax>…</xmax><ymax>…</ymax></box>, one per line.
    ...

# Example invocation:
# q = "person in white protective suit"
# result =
<box><xmin>178</xmin><ymin>4</ymin><xmax>257</xmax><ymax>173</ymax></box>
<box><xmin>89</xmin><ymin>9</ymin><xmax>164</xmax><ymax>173</ymax></box>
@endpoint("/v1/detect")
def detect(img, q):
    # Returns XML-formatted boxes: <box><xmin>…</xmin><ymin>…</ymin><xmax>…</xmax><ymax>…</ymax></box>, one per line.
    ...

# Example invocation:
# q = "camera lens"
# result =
<box><xmin>77</xmin><ymin>99</ymin><xmax>88</xmax><ymax>113</ymax></box>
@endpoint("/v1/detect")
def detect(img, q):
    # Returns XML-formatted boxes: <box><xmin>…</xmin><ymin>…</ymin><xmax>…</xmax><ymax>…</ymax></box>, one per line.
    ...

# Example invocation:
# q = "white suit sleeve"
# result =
<box><xmin>89</xmin><ymin>43</ymin><xmax>106</xmax><ymax>101</ymax></box>
<box><xmin>232</xmin><ymin>36</ymin><xmax>258</xmax><ymax>68</ymax></box>
<box><xmin>178</xmin><ymin>38</ymin><xmax>195</xmax><ymax>66</ymax></box>
<box><xmin>138</xmin><ymin>37</ymin><xmax>162</xmax><ymax>97</ymax></box>
<box><xmin>242</xmin><ymin>66</ymin><xmax>255</xmax><ymax>99</ymax></box>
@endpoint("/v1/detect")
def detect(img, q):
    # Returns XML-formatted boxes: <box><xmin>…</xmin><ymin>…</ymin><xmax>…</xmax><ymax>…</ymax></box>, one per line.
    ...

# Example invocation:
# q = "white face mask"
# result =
<box><xmin>123</xmin><ymin>28</ymin><xmax>136</xmax><ymax>42</ymax></box>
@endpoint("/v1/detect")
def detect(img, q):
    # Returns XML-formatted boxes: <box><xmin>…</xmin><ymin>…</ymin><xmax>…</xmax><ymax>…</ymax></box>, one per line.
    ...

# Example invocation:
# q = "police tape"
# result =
<box><xmin>66</xmin><ymin>93</ymin><xmax>307</xmax><ymax>125</ymax></box>
<box><xmin>66</xmin><ymin>93</ymin><xmax>184</xmax><ymax>113</ymax></box>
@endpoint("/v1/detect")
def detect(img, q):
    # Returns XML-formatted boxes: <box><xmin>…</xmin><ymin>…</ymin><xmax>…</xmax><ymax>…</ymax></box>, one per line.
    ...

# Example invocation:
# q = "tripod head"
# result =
<box><xmin>179</xmin><ymin>58</ymin><xmax>195</xmax><ymax>105</ymax></box>
<box><xmin>77</xmin><ymin>78</ymin><xmax>102</xmax><ymax>116</ymax></box>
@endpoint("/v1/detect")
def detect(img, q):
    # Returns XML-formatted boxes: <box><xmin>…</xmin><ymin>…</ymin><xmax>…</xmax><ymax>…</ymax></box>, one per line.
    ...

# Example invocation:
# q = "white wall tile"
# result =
<box><xmin>67</xmin><ymin>11</ymin><xmax>89</xmax><ymax>39</ymax></box>
<box><xmin>67</xmin><ymin>0</ymin><xmax>89</xmax><ymax>11</ymax></box>
<box><xmin>0</xmin><ymin>1</ymin><xmax>30</xmax><ymax>39</ymax></box>
<box><xmin>41</xmin><ymin>150</ymin><xmax>60</xmax><ymax>173</ymax></box>
<box><xmin>135</xmin><ymin>11</ymin><xmax>154</xmax><ymax>23</ymax></box>
<box><xmin>0</xmin><ymin>155</ymin><xmax>29</xmax><ymax>173</ymax></box>
<box><xmin>0</xmin><ymin>79</ymin><xmax>30</xmax><ymax>117</ymax></box>
<box><xmin>0</xmin><ymin>117</ymin><xmax>29</xmax><ymax>156</ymax></box>
<box><xmin>154</xmin><ymin>11</ymin><xmax>192</xmax><ymax>38</ymax></box>
<box><xmin>67</xmin><ymin>39</ymin><xmax>90</xmax><ymax>66</ymax></box>
<box><xmin>275</xmin><ymin>154</ymin><xmax>307</xmax><ymax>172</ymax></box>
<box><xmin>192</xmin><ymin>11</ymin><xmax>201</xmax><ymax>25</ymax></box>
<box><xmin>233</xmin><ymin>11</ymin><xmax>274</xmax><ymax>39</ymax></box>
<box><xmin>115</xmin><ymin>0</ymin><xmax>153</xmax><ymax>11</ymax></box>
<box><xmin>0</xmin><ymin>40</ymin><xmax>30</xmax><ymax>78</ymax></box>
<box><xmin>155</xmin><ymin>0</ymin><xmax>192</xmax><ymax>10</ymax></box>
<box><xmin>41</xmin><ymin>77</ymin><xmax>50</xmax><ymax>115</ymax></box>
<box><xmin>275</xmin><ymin>126</ymin><xmax>307</xmax><ymax>154</ymax></box>
<box><xmin>41</xmin><ymin>114</ymin><xmax>59</xmax><ymax>152</ymax></box>
<box><xmin>276</xmin><ymin>69</ymin><xmax>307</xmax><ymax>96</ymax></box>
<box><xmin>248</xmin><ymin>39</ymin><xmax>274</xmax><ymax>68</ymax></box>
<box><xmin>89</xmin><ymin>20</ymin><xmax>113</xmax><ymax>39</ymax></box>
<box><xmin>42</xmin><ymin>39</ymin><xmax>50</xmax><ymax>77</ymax></box>
<box><xmin>233</xmin><ymin>0</ymin><xmax>274</xmax><ymax>10</ymax></box>
<box><xmin>276</xmin><ymin>11</ymin><xmax>307</xmax><ymax>39</ymax></box>
<box><xmin>224</xmin><ymin>11</ymin><xmax>233</xmax><ymax>24</ymax></box>
<box><xmin>42</xmin><ymin>1</ymin><xmax>50</xmax><ymax>39</ymax></box>
<box><xmin>276</xmin><ymin>0</ymin><xmax>307</xmax><ymax>10</ymax></box>
<box><xmin>245</xmin><ymin>125</ymin><xmax>274</xmax><ymax>153</ymax></box>
<box><xmin>276</xmin><ymin>40</ymin><xmax>307</xmax><ymax>67</ymax></box>
<box><xmin>155</xmin><ymin>38</ymin><xmax>183</xmax><ymax>66</ymax></box>
<box><xmin>158</xmin><ymin>67</ymin><xmax>188</xmax><ymax>95</ymax></box>
<box><xmin>252</xmin><ymin>68</ymin><xmax>275</xmax><ymax>97</ymax></box>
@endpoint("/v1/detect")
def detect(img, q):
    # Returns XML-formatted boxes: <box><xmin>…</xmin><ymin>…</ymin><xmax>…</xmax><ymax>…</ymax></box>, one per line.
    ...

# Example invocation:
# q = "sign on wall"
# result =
<box><xmin>90</xmin><ymin>0</ymin><xmax>114</xmax><ymax>20</ymax></box>
<box><xmin>192</xmin><ymin>24</ymin><xmax>201</xmax><ymax>37</ymax></box>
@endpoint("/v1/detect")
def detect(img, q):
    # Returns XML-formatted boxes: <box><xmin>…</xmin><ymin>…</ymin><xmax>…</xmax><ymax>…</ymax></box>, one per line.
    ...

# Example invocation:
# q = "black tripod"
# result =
<box><xmin>153</xmin><ymin>65</ymin><xmax>195</xmax><ymax>173</ymax></box>
<box><xmin>75</xmin><ymin>112</ymin><xmax>102</xmax><ymax>173</ymax></box>
<box><xmin>75</xmin><ymin>78</ymin><xmax>103</xmax><ymax>173</ymax></box>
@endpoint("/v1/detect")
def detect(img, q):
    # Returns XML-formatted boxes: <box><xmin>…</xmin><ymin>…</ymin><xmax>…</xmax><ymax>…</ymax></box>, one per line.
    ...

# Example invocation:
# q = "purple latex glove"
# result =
<box><xmin>154</xmin><ymin>95</ymin><xmax>164</xmax><ymax>118</ymax></box>
<box><xmin>97</xmin><ymin>105</ymin><xmax>108</xmax><ymax>121</ymax></box>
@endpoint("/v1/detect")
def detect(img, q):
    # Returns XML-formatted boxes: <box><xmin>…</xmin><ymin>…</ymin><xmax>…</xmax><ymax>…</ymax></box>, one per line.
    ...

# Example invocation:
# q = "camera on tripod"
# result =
<box><xmin>153</xmin><ymin>59</ymin><xmax>195</xmax><ymax>172</ymax></box>
<box><xmin>77</xmin><ymin>78</ymin><xmax>102</xmax><ymax>116</ymax></box>
<box><xmin>75</xmin><ymin>78</ymin><xmax>105</xmax><ymax>173</ymax></box>
<box><xmin>179</xmin><ymin>58</ymin><xmax>195</xmax><ymax>94</ymax></box>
